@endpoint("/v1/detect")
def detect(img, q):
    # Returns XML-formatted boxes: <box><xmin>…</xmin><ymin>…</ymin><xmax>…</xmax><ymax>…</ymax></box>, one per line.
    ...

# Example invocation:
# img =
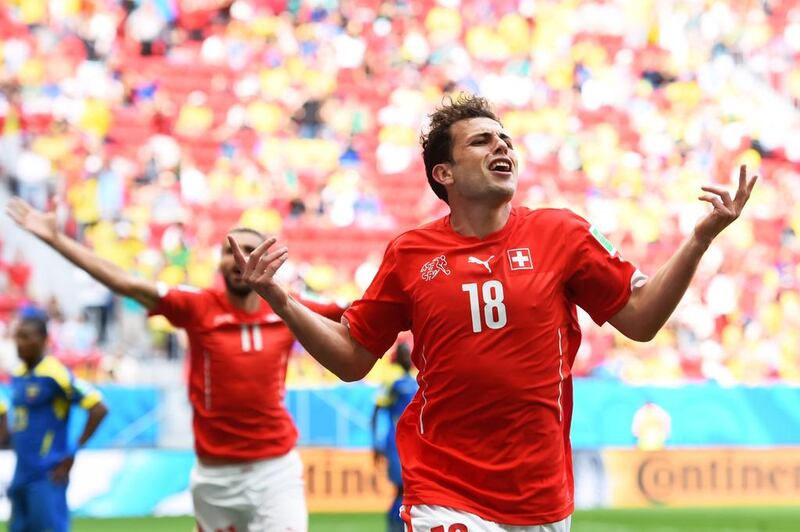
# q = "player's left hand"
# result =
<box><xmin>50</xmin><ymin>456</ymin><xmax>74</xmax><ymax>484</ymax></box>
<box><xmin>694</xmin><ymin>164</ymin><xmax>757</xmax><ymax>247</ymax></box>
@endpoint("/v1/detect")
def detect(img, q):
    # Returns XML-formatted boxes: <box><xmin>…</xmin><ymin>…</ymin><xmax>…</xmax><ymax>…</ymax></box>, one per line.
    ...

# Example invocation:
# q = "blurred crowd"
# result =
<box><xmin>0</xmin><ymin>0</ymin><xmax>798</xmax><ymax>385</ymax></box>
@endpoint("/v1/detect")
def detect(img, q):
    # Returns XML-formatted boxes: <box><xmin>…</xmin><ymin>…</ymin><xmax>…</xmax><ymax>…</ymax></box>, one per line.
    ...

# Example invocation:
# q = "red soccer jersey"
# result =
<box><xmin>344</xmin><ymin>207</ymin><xmax>645</xmax><ymax>525</ymax></box>
<box><xmin>151</xmin><ymin>287</ymin><xmax>344</xmax><ymax>461</ymax></box>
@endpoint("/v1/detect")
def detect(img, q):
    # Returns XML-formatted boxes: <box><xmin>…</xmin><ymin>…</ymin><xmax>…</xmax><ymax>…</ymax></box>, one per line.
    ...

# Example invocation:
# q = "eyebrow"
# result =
<box><xmin>467</xmin><ymin>131</ymin><xmax>513</xmax><ymax>143</ymax></box>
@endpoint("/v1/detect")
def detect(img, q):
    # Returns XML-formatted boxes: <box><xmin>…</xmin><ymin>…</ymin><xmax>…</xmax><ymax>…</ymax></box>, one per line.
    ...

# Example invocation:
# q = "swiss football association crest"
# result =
<box><xmin>420</xmin><ymin>255</ymin><xmax>451</xmax><ymax>281</ymax></box>
<box><xmin>507</xmin><ymin>248</ymin><xmax>533</xmax><ymax>270</ymax></box>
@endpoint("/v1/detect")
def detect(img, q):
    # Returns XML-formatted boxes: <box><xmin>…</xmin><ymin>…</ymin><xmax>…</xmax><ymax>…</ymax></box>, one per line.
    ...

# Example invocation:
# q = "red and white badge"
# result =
<box><xmin>507</xmin><ymin>248</ymin><xmax>533</xmax><ymax>270</ymax></box>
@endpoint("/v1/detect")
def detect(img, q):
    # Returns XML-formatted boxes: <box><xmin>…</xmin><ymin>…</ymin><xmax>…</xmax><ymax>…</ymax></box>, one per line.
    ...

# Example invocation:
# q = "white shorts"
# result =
<box><xmin>401</xmin><ymin>504</ymin><xmax>571</xmax><ymax>532</ymax></box>
<box><xmin>191</xmin><ymin>450</ymin><xmax>307</xmax><ymax>532</ymax></box>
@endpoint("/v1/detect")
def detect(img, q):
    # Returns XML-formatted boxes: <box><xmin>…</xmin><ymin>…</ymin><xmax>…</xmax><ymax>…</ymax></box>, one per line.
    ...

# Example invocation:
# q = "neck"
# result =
<box><xmin>25</xmin><ymin>355</ymin><xmax>44</xmax><ymax>370</ymax></box>
<box><xmin>226</xmin><ymin>290</ymin><xmax>262</xmax><ymax>312</ymax></box>
<box><xmin>448</xmin><ymin>201</ymin><xmax>511</xmax><ymax>239</ymax></box>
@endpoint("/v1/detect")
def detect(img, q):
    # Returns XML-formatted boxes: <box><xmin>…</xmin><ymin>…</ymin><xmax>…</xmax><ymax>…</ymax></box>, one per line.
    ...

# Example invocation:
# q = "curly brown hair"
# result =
<box><xmin>421</xmin><ymin>94</ymin><xmax>501</xmax><ymax>204</ymax></box>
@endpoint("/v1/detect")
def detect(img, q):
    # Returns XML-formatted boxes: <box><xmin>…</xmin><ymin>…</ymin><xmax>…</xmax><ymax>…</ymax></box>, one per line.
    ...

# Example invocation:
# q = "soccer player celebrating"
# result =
<box><xmin>6</xmin><ymin>200</ymin><xmax>344</xmax><ymax>532</ymax></box>
<box><xmin>229</xmin><ymin>94</ymin><xmax>757</xmax><ymax>531</ymax></box>
<box><xmin>6</xmin><ymin>316</ymin><xmax>108</xmax><ymax>532</ymax></box>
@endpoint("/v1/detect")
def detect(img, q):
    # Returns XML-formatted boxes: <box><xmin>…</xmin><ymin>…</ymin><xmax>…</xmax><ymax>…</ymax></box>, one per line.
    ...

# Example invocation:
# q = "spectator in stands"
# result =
<box><xmin>0</xmin><ymin>81</ymin><xmax>25</xmax><ymax>183</ymax></box>
<box><xmin>292</xmin><ymin>97</ymin><xmax>326</xmax><ymax>139</ymax></box>
<box><xmin>74</xmin><ymin>270</ymin><xmax>114</xmax><ymax>346</ymax></box>
<box><xmin>124</xmin><ymin>0</ymin><xmax>168</xmax><ymax>56</ymax></box>
<box><xmin>632</xmin><ymin>401</ymin><xmax>672</xmax><ymax>451</ymax></box>
<box><xmin>13</xmin><ymin>140</ymin><xmax>51</xmax><ymax>211</ymax></box>
<box><xmin>175</xmin><ymin>91</ymin><xmax>214</xmax><ymax>137</ymax></box>
<box><xmin>58</xmin><ymin>310</ymin><xmax>98</xmax><ymax>355</ymax></box>
<box><xmin>1</xmin><ymin>251</ymin><xmax>31</xmax><ymax>296</ymax></box>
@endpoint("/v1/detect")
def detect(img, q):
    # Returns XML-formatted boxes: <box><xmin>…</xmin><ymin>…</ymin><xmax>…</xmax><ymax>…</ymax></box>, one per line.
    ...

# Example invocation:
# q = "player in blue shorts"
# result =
<box><xmin>5</xmin><ymin>316</ymin><xmax>108</xmax><ymax>532</ymax></box>
<box><xmin>372</xmin><ymin>342</ymin><xmax>418</xmax><ymax>532</ymax></box>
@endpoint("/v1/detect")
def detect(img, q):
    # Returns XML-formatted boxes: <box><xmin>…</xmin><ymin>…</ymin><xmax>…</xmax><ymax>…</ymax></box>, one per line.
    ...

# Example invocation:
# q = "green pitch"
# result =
<box><xmin>55</xmin><ymin>507</ymin><xmax>800</xmax><ymax>531</ymax></box>
<box><xmin>574</xmin><ymin>507</ymin><xmax>800</xmax><ymax>531</ymax></box>
<box><xmin>68</xmin><ymin>513</ymin><xmax>382</xmax><ymax>531</ymax></box>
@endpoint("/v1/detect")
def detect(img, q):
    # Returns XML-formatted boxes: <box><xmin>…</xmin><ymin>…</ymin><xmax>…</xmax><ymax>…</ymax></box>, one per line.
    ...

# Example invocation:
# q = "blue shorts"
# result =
<box><xmin>8</xmin><ymin>479</ymin><xmax>70</xmax><ymax>532</ymax></box>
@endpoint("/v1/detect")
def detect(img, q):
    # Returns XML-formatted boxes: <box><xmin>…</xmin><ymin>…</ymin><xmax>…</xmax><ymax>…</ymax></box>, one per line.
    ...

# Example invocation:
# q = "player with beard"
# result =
<box><xmin>6</xmin><ymin>199</ymin><xmax>344</xmax><ymax>532</ymax></box>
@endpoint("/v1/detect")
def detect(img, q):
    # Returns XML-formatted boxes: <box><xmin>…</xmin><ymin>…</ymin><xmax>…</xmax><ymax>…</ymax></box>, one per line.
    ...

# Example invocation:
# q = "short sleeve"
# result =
<box><xmin>40</xmin><ymin>357</ymin><xmax>103</xmax><ymax>410</ymax></box>
<box><xmin>563</xmin><ymin>211</ymin><xmax>646</xmax><ymax>325</ymax></box>
<box><xmin>375</xmin><ymin>382</ymin><xmax>394</xmax><ymax>408</ymax></box>
<box><xmin>148</xmin><ymin>284</ymin><xmax>205</xmax><ymax>329</ymax></box>
<box><xmin>343</xmin><ymin>242</ymin><xmax>411</xmax><ymax>358</ymax></box>
<box><xmin>71</xmin><ymin>377</ymin><xmax>103</xmax><ymax>410</ymax></box>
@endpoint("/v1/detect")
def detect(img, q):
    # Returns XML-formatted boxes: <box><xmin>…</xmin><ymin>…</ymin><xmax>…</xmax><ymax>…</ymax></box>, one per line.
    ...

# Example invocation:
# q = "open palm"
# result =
<box><xmin>6</xmin><ymin>197</ymin><xmax>58</xmax><ymax>242</ymax></box>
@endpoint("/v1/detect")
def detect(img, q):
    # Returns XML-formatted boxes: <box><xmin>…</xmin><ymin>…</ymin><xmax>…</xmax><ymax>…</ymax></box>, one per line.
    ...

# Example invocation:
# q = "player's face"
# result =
<box><xmin>447</xmin><ymin>117</ymin><xmax>518</xmax><ymax>205</ymax></box>
<box><xmin>13</xmin><ymin>323</ymin><xmax>46</xmax><ymax>365</ymax></box>
<box><xmin>220</xmin><ymin>231</ymin><xmax>265</xmax><ymax>297</ymax></box>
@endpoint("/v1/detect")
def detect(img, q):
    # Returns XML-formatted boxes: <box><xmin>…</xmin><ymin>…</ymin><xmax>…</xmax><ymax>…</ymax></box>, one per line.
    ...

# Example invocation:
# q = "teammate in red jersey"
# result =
<box><xmin>6</xmin><ymin>199</ymin><xmax>344</xmax><ymax>532</ymax></box>
<box><xmin>229</xmin><ymin>94</ymin><xmax>757</xmax><ymax>532</ymax></box>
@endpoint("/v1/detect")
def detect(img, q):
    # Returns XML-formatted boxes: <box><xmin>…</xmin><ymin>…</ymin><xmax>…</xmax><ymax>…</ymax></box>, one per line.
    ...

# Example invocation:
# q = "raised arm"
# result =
<box><xmin>228</xmin><ymin>235</ymin><xmax>377</xmax><ymax>381</ymax></box>
<box><xmin>6</xmin><ymin>198</ymin><xmax>160</xmax><ymax>310</ymax></box>
<box><xmin>609</xmin><ymin>165</ymin><xmax>758</xmax><ymax>341</ymax></box>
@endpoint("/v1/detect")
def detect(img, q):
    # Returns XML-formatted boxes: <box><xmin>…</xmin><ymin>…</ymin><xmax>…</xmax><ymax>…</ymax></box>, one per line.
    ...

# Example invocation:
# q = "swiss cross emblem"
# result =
<box><xmin>507</xmin><ymin>248</ymin><xmax>533</xmax><ymax>270</ymax></box>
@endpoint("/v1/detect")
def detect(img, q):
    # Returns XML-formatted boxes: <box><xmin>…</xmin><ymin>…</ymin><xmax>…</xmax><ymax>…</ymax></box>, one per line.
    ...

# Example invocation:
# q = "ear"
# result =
<box><xmin>432</xmin><ymin>163</ymin><xmax>453</xmax><ymax>187</ymax></box>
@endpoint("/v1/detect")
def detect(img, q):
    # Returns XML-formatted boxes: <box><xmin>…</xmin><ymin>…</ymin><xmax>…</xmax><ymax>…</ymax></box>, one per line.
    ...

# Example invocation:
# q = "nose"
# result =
<box><xmin>492</xmin><ymin>135</ymin><xmax>510</xmax><ymax>154</ymax></box>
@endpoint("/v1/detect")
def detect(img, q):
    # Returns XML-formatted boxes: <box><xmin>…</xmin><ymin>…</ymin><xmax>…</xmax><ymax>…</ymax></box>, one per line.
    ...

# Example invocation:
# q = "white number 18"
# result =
<box><xmin>461</xmin><ymin>281</ymin><xmax>507</xmax><ymax>333</ymax></box>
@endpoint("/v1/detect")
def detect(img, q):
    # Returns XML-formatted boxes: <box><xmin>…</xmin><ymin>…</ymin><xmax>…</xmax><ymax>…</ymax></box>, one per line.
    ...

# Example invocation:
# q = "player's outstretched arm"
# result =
<box><xmin>609</xmin><ymin>165</ymin><xmax>758</xmax><ymax>342</ymax></box>
<box><xmin>6</xmin><ymin>198</ymin><xmax>161</xmax><ymax>310</ymax></box>
<box><xmin>229</xmin><ymin>235</ymin><xmax>377</xmax><ymax>381</ymax></box>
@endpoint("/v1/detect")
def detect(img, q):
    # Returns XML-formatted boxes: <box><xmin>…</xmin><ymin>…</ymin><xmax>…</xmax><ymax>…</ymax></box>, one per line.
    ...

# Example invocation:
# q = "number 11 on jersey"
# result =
<box><xmin>462</xmin><ymin>281</ymin><xmax>507</xmax><ymax>333</ymax></box>
<box><xmin>240</xmin><ymin>324</ymin><xmax>263</xmax><ymax>351</ymax></box>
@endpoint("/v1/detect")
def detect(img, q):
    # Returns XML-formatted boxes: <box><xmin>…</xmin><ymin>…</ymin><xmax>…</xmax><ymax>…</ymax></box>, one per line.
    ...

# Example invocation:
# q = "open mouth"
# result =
<box><xmin>488</xmin><ymin>159</ymin><xmax>513</xmax><ymax>174</ymax></box>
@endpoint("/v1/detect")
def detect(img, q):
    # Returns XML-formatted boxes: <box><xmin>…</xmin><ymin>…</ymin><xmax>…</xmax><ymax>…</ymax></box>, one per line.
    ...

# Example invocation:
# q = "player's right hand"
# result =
<box><xmin>49</xmin><ymin>455</ymin><xmax>74</xmax><ymax>484</ymax></box>
<box><xmin>6</xmin><ymin>197</ymin><xmax>59</xmax><ymax>242</ymax></box>
<box><xmin>694</xmin><ymin>164</ymin><xmax>758</xmax><ymax>247</ymax></box>
<box><xmin>228</xmin><ymin>235</ymin><xmax>290</xmax><ymax>312</ymax></box>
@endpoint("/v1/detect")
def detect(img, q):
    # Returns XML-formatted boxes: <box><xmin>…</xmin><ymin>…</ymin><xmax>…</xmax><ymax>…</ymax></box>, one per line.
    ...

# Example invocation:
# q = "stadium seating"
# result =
<box><xmin>0</xmin><ymin>0</ymin><xmax>798</xmax><ymax>385</ymax></box>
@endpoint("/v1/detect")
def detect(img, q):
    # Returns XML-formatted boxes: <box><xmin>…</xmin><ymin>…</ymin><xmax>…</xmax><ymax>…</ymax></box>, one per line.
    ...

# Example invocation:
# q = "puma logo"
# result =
<box><xmin>468</xmin><ymin>255</ymin><xmax>494</xmax><ymax>273</ymax></box>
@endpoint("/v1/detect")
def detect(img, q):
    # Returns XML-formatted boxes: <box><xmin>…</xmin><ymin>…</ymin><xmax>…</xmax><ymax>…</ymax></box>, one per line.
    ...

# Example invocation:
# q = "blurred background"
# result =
<box><xmin>0</xmin><ymin>0</ymin><xmax>798</xmax><ymax>530</ymax></box>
